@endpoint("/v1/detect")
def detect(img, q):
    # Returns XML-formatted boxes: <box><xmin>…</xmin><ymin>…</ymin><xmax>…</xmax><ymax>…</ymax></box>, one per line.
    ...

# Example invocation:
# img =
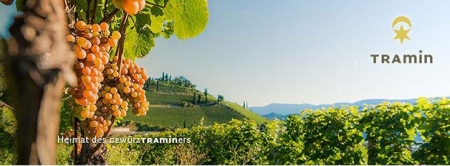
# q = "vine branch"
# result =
<box><xmin>73</xmin><ymin>118</ymin><xmax>78</xmax><ymax>165</ymax></box>
<box><xmin>90</xmin><ymin>0</ymin><xmax>99</xmax><ymax>24</ymax></box>
<box><xmin>148</xmin><ymin>2</ymin><xmax>167</xmax><ymax>8</ymax></box>
<box><xmin>115</xmin><ymin>12</ymin><xmax>129</xmax><ymax>72</ymax></box>
<box><xmin>86</xmin><ymin>0</ymin><xmax>91</xmax><ymax>21</ymax></box>
<box><xmin>0</xmin><ymin>101</ymin><xmax>15</xmax><ymax>111</ymax></box>
<box><xmin>90</xmin><ymin>11</ymin><xmax>128</xmax><ymax>157</ymax></box>
<box><xmin>99</xmin><ymin>8</ymin><xmax>119</xmax><ymax>23</ymax></box>
<box><xmin>102</xmin><ymin>0</ymin><xmax>110</xmax><ymax>17</ymax></box>
<box><xmin>91</xmin><ymin>116</ymin><xmax>116</xmax><ymax>155</ymax></box>
<box><xmin>73</xmin><ymin>0</ymin><xmax>77</xmax><ymax>9</ymax></box>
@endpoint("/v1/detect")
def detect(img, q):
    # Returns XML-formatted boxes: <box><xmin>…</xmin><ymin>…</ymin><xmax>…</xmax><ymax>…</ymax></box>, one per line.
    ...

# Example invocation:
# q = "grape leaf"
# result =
<box><xmin>76</xmin><ymin>0</ymin><xmax>88</xmax><ymax>22</ymax></box>
<box><xmin>151</xmin><ymin>6</ymin><xmax>164</xmax><ymax>17</ymax></box>
<box><xmin>148</xmin><ymin>0</ymin><xmax>164</xmax><ymax>6</ymax></box>
<box><xmin>123</xmin><ymin>14</ymin><xmax>156</xmax><ymax>59</ymax></box>
<box><xmin>164</xmin><ymin>0</ymin><xmax>209</xmax><ymax>39</ymax></box>
<box><xmin>150</xmin><ymin>15</ymin><xmax>164</xmax><ymax>33</ymax></box>
<box><xmin>123</xmin><ymin>26</ymin><xmax>155</xmax><ymax>59</ymax></box>
<box><xmin>149</xmin><ymin>6</ymin><xmax>165</xmax><ymax>33</ymax></box>
<box><xmin>15</xmin><ymin>0</ymin><xmax>23</xmax><ymax>12</ymax></box>
<box><xmin>161</xmin><ymin>21</ymin><xmax>174</xmax><ymax>39</ymax></box>
<box><xmin>92</xmin><ymin>0</ymin><xmax>107</xmax><ymax>23</ymax></box>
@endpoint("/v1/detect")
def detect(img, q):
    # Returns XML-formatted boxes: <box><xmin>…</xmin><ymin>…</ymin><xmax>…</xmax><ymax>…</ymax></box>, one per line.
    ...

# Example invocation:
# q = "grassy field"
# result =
<box><xmin>124</xmin><ymin>106</ymin><xmax>246</xmax><ymax>128</ymax></box>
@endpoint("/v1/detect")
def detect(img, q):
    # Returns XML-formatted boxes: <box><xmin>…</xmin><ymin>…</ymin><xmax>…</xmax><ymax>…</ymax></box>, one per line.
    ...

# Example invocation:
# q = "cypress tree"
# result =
<box><xmin>204</xmin><ymin>88</ymin><xmax>208</xmax><ymax>103</ymax></box>
<box><xmin>156</xmin><ymin>80</ymin><xmax>160</xmax><ymax>91</ymax></box>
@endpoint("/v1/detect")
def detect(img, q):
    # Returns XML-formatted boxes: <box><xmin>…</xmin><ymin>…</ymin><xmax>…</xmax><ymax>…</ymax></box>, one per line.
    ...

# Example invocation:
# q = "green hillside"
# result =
<box><xmin>222</xmin><ymin>101</ymin><xmax>270</xmax><ymax>124</ymax></box>
<box><xmin>122</xmin><ymin>75</ymin><xmax>270</xmax><ymax>130</ymax></box>
<box><xmin>125</xmin><ymin>106</ymin><xmax>246</xmax><ymax>128</ymax></box>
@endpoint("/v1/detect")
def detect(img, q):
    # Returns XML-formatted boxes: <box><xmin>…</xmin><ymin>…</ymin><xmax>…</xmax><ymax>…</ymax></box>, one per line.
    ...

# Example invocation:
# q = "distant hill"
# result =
<box><xmin>253</xmin><ymin>97</ymin><xmax>446</xmax><ymax>116</ymax></box>
<box><xmin>123</xmin><ymin>76</ymin><xmax>270</xmax><ymax>130</ymax></box>
<box><xmin>262</xmin><ymin>112</ymin><xmax>287</xmax><ymax>120</ymax></box>
<box><xmin>253</xmin><ymin>103</ymin><xmax>328</xmax><ymax>115</ymax></box>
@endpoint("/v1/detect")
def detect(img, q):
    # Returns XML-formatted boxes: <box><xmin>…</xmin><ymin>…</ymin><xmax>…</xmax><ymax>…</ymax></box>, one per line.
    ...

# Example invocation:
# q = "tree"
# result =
<box><xmin>143</xmin><ymin>78</ymin><xmax>151</xmax><ymax>90</ymax></box>
<box><xmin>164</xmin><ymin>73</ymin><xmax>169</xmax><ymax>82</ymax></box>
<box><xmin>217</xmin><ymin>95</ymin><xmax>224</xmax><ymax>103</ymax></box>
<box><xmin>242</xmin><ymin>101</ymin><xmax>249</xmax><ymax>108</ymax></box>
<box><xmin>156</xmin><ymin>80</ymin><xmax>160</xmax><ymax>91</ymax></box>
<box><xmin>197</xmin><ymin>94</ymin><xmax>201</xmax><ymax>104</ymax></box>
<box><xmin>204</xmin><ymin>88</ymin><xmax>208</xmax><ymax>103</ymax></box>
<box><xmin>193</xmin><ymin>91</ymin><xmax>197</xmax><ymax>105</ymax></box>
<box><xmin>2</xmin><ymin>0</ymin><xmax>209</xmax><ymax>164</ymax></box>
<box><xmin>162</xmin><ymin>72</ymin><xmax>165</xmax><ymax>81</ymax></box>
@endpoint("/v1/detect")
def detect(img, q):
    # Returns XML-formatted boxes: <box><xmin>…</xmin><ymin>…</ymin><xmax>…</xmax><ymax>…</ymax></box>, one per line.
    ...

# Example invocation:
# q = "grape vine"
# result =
<box><xmin>1</xmin><ymin>0</ymin><xmax>208</xmax><ymax>164</ymax></box>
<box><xmin>67</xmin><ymin>20</ymin><xmax>150</xmax><ymax>139</ymax></box>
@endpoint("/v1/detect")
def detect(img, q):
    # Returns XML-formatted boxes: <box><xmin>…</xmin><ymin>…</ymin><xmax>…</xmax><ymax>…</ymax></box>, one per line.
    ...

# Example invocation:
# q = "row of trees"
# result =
<box><xmin>190</xmin><ymin>88</ymin><xmax>219</xmax><ymax>105</ymax></box>
<box><xmin>144</xmin><ymin>72</ymin><xmax>197</xmax><ymax>90</ymax></box>
<box><xmin>114</xmin><ymin>97</ymin><xmax>449</xmax><ymax>165</ymax></box>
<box><xmin>144</xmin><ymin>72</ymin><xmax>227</xmax><ymax>106</ymax></box>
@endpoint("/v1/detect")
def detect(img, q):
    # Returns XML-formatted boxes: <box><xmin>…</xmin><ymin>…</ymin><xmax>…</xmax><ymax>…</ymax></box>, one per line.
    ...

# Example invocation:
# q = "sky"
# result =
<box><xmin>2</xmin><ymin>1</ymin><xmax>450</xmax><ymax>107</ymax></box>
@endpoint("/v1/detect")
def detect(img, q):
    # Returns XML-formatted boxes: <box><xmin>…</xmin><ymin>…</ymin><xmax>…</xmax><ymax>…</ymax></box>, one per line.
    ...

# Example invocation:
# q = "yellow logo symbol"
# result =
<box><xmin>392</xmin><ymin>16</ymin><xmax>411</xmax><ymax>44</ymax></box>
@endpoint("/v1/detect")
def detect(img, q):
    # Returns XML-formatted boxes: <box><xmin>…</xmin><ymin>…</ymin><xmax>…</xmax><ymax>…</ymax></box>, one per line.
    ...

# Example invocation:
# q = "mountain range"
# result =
<box><xmin>249</xmin><ymin>97</ymin><xmax>447</xmax><ymax>119</ymax></box>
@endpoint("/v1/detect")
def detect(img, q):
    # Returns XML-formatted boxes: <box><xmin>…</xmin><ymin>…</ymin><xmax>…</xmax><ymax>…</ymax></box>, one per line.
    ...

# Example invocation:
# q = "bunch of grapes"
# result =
<box><xmin>101</xmin><ymin>56</ymin><xmax>150</xmax><ymax>117</ymax></box>
<box><xmin>112</xmin><ymin>0</ymin><xmax>146</xmax><ymax>15</ymax></box>
<box><xmin>68</xmin><ymin>21</ymin><xmax>119</xmax><ymax>121</ymax></box>
<box><xmin>67</xmin><ymin>20</ymin><xmax>149</xmax><ymax>138</ymax></box>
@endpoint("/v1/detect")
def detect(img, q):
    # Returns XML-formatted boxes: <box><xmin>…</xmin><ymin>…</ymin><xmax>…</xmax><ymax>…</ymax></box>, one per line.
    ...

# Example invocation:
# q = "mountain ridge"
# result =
<box><xmin>251</xmin><ymin>97</ymin><xmax>448</xmax><ymax>118</ymax></box>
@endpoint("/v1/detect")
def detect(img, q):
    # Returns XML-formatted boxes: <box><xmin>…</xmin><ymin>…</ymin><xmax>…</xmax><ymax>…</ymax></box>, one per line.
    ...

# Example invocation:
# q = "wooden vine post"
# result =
<box><xmin>5</xmin><ymin>0</ymin><xmax>75</xmax><ymax>164</ymax></box>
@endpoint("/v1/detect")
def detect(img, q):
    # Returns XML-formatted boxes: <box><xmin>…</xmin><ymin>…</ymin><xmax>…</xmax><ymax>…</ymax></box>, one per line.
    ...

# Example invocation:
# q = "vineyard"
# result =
<box><xmin>0</xmin><ymin>0</ymin><xmax>449</xmax><ymax>165</ymax></box>
<box><xmin>103</xmin><ymin>98</ymin><xmax>448</xmax><ymax>164</ymax></box>
<box><xmin>1</xmin><ymin>91</ymin><xmax>450</xmax><ymax>164</ymax></box>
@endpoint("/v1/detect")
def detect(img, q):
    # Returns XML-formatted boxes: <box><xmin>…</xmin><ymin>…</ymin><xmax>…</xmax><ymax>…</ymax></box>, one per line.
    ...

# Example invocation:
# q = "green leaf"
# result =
<box><xmin>148</xmin><ymin>0</ymin><xmax>165</xmax><ymax>6</ymax></box>
<box><xmin>76</xmin><ymin>0</ymin><xmax>88</xmax><ymax>22</ymax></box>
<box><xmin>164</xmin><ymin>0</ymin><xmax>209</xmax><ymax>39</ymax></box>
<box><xmin>123</xmin><ymin>15</ymin><xmax>156</xmax><ymax>59</ymax></box>
<box><xmin>150</xmin><ymin>14</ymin><xmax>165</xmax><ymax>33</ymax></box>
<box><xmin>15</xmin><ymin>0</ymin><xmax>23</xmax><ymax>12</ymax></box>
<box><xmin>161</xmin><ymin>21</ymin><xmax>174</xmax><ymax>39</ymax></box>
<box><xmin>151</xmin><ymin>6</ymin><xmax>164</xmax><ymax>17</ymax></box>
<box><xmin>92</xmin><ymin>0</ymin><xmax>113</xmax><ymax>24</ymax></box>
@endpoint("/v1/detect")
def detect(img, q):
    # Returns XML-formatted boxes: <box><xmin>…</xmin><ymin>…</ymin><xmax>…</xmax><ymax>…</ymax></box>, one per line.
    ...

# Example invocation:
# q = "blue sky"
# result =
<box><xmin>2</xmin><ymin>1</ymin><xmax>450</xmax><ymax>107</ymax></box>
<box><xmin>0</xmin><ymin>4</ymin><xmax>16</xmax><ymax>37</ymax></box>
